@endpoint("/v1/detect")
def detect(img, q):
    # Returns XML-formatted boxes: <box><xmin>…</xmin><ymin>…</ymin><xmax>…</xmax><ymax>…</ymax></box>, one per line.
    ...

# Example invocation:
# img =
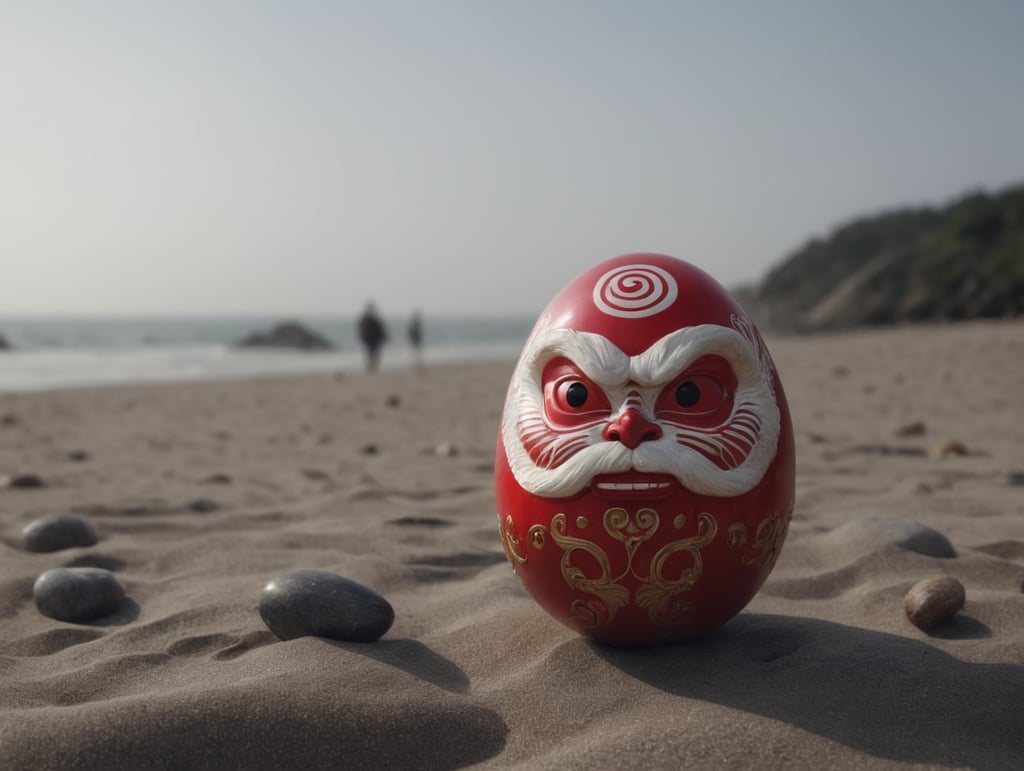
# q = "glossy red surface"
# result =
<box><xmin>496</xmin><ymin>254</ymin><xmax>795</xmax><ymax>647</ymax></box>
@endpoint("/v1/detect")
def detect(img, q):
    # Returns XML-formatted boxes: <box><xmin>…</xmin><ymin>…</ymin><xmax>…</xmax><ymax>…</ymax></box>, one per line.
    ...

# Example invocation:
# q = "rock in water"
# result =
<box><xmin>33</xmin><ymin>567</ymin><xmax>126</xmax><ymax>622</ymax></box>
<box><xmin>22</xmin><ymin>515</ymin><xmax>99</xmax><ymax>552</ymax></box>
<box><xmin>904</xmin><ymin>575</ymin><xmax>966</xmax><ymax>631</ymax></box>
<box><xmin>259</xmin><ymin>569</ymin><xmax>394</xmax><ymax>642</ymax></box>
<box><xmin>0</xmin><ymin>333</ymin><xmax>10</xmax><ymax>350</ymax></box>
<box><xmin>236</xmin><ymin>321</ymin><xmax>334</xmax><ymax>351</ymax></box>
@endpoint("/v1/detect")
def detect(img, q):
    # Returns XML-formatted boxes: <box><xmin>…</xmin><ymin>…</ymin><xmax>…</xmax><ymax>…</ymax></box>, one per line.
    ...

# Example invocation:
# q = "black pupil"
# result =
<box><xmin>676</xmin><ymin>381</ymin><xmax>701</xmax><ymax>408</ymax></box>
<box><xmin>566</xmin><ymin>382</ymin><xmax>588</xmax><ymax>408</ymax></box>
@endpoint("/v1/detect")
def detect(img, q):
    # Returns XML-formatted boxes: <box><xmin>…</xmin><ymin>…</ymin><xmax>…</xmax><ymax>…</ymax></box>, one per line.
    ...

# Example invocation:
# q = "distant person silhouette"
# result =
<box><xmin>408</xmin><ymin>310</ymin><xmax>423</xmax><ymax>369</ymax></box>
<box><xmin>357</xmin><ymin>301</ymin><xmax>388</xmax><ymax>372</ymax></box>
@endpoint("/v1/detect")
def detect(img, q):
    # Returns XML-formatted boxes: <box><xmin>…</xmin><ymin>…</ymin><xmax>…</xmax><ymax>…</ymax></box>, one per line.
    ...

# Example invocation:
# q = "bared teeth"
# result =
<box><xmin>597</xmin><ymin>482</ymin><xmax>671</xmax><ymax>491</ymax></box>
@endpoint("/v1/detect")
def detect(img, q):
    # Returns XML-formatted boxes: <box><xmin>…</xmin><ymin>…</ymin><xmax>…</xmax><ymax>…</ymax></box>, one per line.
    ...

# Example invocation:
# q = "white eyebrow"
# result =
<box><xmin>522</xmin><ymin>328</ymin><xmax>630</xmax><ymax>388</ymax></box>
<box><xmin>629</xmin><ymin>325</ymin><xmax>758</xmax><ymax>385</ymax></box>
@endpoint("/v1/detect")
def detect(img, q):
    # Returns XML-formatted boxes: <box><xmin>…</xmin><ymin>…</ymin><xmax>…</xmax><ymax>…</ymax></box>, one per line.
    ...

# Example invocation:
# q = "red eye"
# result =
<box><xmin>656</xmin><ymin>355</ymin><xmax>735</xmax><ymax>425</ymax></box>
<box><xmin>542</xmin><ymin>358</ymin><xmax>611</xmax><ymax>428</ymax></box>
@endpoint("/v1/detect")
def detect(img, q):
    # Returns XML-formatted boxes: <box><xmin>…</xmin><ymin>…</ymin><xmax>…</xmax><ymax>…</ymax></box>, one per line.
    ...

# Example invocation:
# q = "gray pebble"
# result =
<box><xmin>893</xmin><ymin>420</ymin><xmax>927</xmax><ymax>438</ymax></box>
<box><xmin>259</xmin><ymin>569</ymin><xmax>394</xmax><ymax>643</ymax></box>
<box><xmin>904</xmin><ymin>575</ymin><xmax>966</xmax><ymax>631</ymax></box>
<box><xmin>33</xmin><ymin>567</ymin><xmax>126</xmax><ymax>623</ymax></box>
<box><xmin>22</xmin><ymin>515</ymin><xmax>99</xmax><ymax>553</ymax></box>
<box><xmin>8</xmin><ymin>473</ymin><xmax>45</xmax><ymax>489</ymax></box>
<box><xmin>824</xmin><ymin>518</ymin><xmax>955</xmax><ymax>558</ymax></box>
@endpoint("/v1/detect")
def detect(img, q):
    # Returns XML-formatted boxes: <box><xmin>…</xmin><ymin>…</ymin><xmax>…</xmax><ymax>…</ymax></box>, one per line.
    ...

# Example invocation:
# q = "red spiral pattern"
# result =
<box><xmin>592</xmin><ymin>264</ymin><xmax>678</xmax><ymax>318</ymax></box>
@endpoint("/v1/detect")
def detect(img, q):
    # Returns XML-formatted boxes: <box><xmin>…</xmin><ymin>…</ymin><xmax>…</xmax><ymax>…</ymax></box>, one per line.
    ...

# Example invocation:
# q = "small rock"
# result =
<box><xmin>302</xmin><ymin>468</ymin><xmax>331</xmax><ymax>481</ymax></box>
<box><xmin>7</xmin><ymin>473</ymin><xmax>46</xmax><ymax>489</ymax></box>
<box><xmin>202</xmin><ymin>473</ymin><xmax>233</xmax><ymax>485</ymax></box>
<box><xmin>931</xmin><ymin>438</ymin><xmax>967</xmax><ymax>459</ymax></box>
<box><xmin>433</xmin><ymin>442</ymin><xmax>458</xmax><ymax>458</ymax></box>
<box><xmin>0</xmin><ymin>333</ymin><xmax>11</xmax><ymax>351</ymax></box>
<box><xmin>1</xmin><ymin>413</ymin><xmax>19</xmax><ymax>426</ymax></box>
<box><xmin>904</xmin><ymin>576</ymin><xmax>966</xmax><ymax>631</ymax></box>
<box><xmin>187</xmin><ymin>498</ymin><xmax>220</xmax><ymax>513</ymax></box>
<box><xmin>22</xmin><ymin>515</ymin><xmax>99</xmax><ymax>552</ymax></box>
<box><xmin>831</xmin><ymin>366</ymin><xmax>850</xmax><ymax>378</ymax></box>
<box><xmin>33</xmin><ymin>567</ymin><xmax>126</xmax><ymax>623</ymax></box>
<box><xmin>259</xmin><ymin>569</ymin><xmax>394</xmax><ymax>643</ymax></box>
<box><xmin>386</xmin><ymin>395</ymin><xmax>401</xmax><ymax>408</ymax></box>
<box><xmin>360</xmin><ymin>443</ymin><xmax>379</xmax><ymax>455</ymax></box>
<box><xmin>1005</xmin><ymin>471</ymin><xmax>1024</xmax><ymax>487</ymax></box>
<box><xmin>66</xmin><ymin>450</ymin><xmax>90</xmax><ymax>462</ymax></box>
<box><xmin>894</xmin><ymin>421</ymin><xmax>927</xmax><ymax>438</ymax></box>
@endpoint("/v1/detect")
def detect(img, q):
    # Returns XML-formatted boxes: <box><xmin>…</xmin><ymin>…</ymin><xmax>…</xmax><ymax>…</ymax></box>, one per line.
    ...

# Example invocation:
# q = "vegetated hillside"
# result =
<box><xmin>748</xmin><ymin>184</ymin><xmax>1024</xmax><ymax>331</ymax></box>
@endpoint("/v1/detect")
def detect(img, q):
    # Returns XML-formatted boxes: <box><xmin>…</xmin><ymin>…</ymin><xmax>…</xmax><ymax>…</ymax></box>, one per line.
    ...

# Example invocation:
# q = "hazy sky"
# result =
<box><xmin>2</xmin><ymin>1</ymin><xmax>1022</xmax><ymax>317</ymax></box>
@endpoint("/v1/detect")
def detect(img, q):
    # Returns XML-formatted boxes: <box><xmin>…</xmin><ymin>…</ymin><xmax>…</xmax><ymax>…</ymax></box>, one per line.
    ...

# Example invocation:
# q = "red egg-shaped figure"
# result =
<box><xmin>496</xmin><ymin>254</ymin><xmax>795</xmax><ymax>646</ymax></box>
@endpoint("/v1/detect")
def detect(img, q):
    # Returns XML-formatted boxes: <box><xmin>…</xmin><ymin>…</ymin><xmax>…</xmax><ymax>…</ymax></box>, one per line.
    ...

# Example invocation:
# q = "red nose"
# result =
<box><xmin>602</xmin><ymin>409</ymin><xmax>662</xmax><ymax>449</ymax></box>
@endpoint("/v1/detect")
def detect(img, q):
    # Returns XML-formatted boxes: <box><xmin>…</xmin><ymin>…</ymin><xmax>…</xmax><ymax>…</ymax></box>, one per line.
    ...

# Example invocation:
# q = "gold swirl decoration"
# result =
<box><xmin>500</xmin><ymin>515</ymin><xmax>528</xmax><ymax>572</ymax></box>
<box><xmin>530</xmin><ymin>507</ymin><xmax>718</xmax><ymax>634</ymax></box>
<box><xmin>550</xmin><ymin>513</ymin><xmax>631</xmax><ymax>626</ymax></box>
<box><xmin>726</xmin><ymin>512</ymin><xmax>789</xmax><ymax>568</ymax></box>
<box><xmin>636</xmin><ymin>513</ymin><xmax>717</xmax><ymax>627</ymax></box>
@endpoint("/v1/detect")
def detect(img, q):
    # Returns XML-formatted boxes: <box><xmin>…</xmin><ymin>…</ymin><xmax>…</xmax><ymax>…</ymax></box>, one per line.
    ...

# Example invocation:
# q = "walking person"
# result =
<box><xmin>357</xmin><ymin>301</ymin><xmax>388</xmax><ymax>373</ymax></box>
<box><xmin>408</xmin><ymin>310</ymin><xmax>423</xmax><ymax>370</ymax></box>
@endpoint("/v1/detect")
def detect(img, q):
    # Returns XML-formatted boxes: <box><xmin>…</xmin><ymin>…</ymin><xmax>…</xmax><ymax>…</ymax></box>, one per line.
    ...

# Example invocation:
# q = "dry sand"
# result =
<box><xmin>2</xmin><ymin>319</ymin><xmax>1023</xmax><ymax>769</ymax></box>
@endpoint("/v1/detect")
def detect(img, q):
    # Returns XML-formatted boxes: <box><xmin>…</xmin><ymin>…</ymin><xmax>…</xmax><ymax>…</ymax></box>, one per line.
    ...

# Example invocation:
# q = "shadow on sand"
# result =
<box><xmin>592</xmin><ymin>613</ymin><xmax>1022</xmax><ymax>769</ymax></box>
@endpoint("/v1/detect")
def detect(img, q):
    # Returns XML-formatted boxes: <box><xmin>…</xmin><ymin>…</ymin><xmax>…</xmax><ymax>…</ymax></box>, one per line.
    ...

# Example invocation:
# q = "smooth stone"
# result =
<box><xmin>22</xmin><ymin>515</ymin><xmax>99</xmax><ymax>553</ymax></box>
<box><xmin>893</xmin><ymin>420</ymin><xmax>927</xmax><ymax>437</ymax></box>
<box><xmin>33</xmin><ymin>567</ymin><xmax>126</xmax><ymax>623</ymax></box>
<box><xmin>931</xmin><ymin>437</ymin><xmax>968</xmax><ymax>459</ymax></box>
<box><xmin>259</xmin><ymin>569</ymin><xmax>394</xmax><ymax>643</ymax></box>
<box><xmin>8</xmin><ymin>473</ymin><xmax>46</xmax><ymax>489</ymax></box>
<box><xmin>433</xmin><ymin>442</ymin><xmax>459</xmax><ymax>458</ymax></box>
<box><xmin>824</xmin><ymin>518</ymin><xmax>955</xmax><ymax>558</ymax></box>
<box><xmin>904</xmin><ymin>575</ymin><xmax>966</xmax><ymax>631</ymax></box>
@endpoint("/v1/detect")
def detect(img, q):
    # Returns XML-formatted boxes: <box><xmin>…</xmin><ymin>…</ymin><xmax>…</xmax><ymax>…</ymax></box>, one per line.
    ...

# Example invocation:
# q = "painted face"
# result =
<box><xmin>496</xmin><ymin>254</ymin><xmax>795</xmax><ymax>646</ymax></box>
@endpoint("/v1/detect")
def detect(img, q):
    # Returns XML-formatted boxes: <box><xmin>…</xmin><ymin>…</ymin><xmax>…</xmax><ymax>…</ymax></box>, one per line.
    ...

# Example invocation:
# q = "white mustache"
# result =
<box><xmin>509</xmin><ymin>435</ymin><xmax>764</xmax><ymax>499</ymax></box>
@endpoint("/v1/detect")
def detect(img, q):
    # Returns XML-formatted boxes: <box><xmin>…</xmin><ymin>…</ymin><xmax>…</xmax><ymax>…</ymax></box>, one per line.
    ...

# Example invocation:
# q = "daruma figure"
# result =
<box><xmin>496</xmin><ymin>254</ymin><xmax>795</xmax><ymax>646</ymax></box>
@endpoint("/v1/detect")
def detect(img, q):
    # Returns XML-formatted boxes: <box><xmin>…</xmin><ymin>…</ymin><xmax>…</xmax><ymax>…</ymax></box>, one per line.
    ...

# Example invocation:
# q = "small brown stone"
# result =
<box><xmin>433</xmin><ymin>442</ymin><xmax>458</xmax><ymax>458</ymax></box>
<box><xmin>894</xmin><ymin>421</ymin><xmax>926</xmax><ymax>438</ymax></box>
<box><xmin>904</xmin><ymin>576</ymin><xmax>965</xmax><ymax>631</ymax></box>
<box><xmin>7</xmin><ymin>473</ymin><xmax>46</xmax><ymax>489</ymax></box>
<box><xmin>930</xmin><ymin>438</ymin><xmax>967</xmax><ymax>459</ymax></box>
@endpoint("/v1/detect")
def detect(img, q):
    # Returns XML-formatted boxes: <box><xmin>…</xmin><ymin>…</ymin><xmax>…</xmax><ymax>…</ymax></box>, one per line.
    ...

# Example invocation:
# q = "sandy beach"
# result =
<box><xmin>2</xmin><ymin>319</ymin><xmax>1023</xmax><ymax>770</ymax></box>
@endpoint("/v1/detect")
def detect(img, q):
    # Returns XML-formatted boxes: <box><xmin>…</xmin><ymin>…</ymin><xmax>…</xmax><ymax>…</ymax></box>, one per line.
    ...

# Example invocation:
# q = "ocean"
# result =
<box><xmin>0</xmin><ymin>315</ymin><xmax>536</xmax><ymax>393</ymax></box>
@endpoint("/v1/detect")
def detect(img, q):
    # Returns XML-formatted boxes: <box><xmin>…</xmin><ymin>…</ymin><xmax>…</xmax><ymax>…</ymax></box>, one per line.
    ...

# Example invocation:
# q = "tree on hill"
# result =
<box><xmin>751</xmin><ymin>184</ymin><xmax>1024</xmax><ymax>331</ymax></box>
